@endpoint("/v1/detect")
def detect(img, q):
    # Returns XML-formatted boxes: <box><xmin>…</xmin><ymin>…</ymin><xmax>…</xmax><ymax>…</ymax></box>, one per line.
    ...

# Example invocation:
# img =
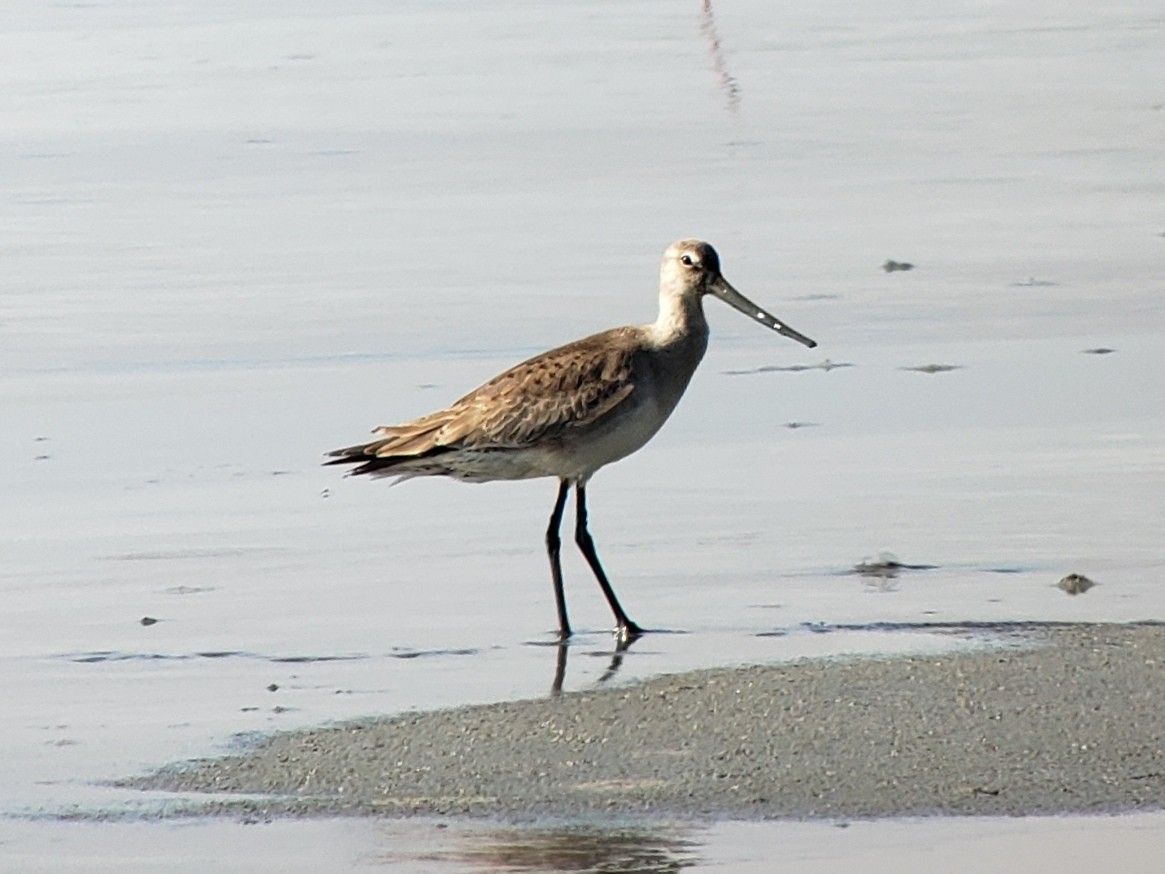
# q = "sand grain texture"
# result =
<box><xmin>129</xmin><ymin>625</ymin><xmax>1165</xmax><ymax>819</ymax></box>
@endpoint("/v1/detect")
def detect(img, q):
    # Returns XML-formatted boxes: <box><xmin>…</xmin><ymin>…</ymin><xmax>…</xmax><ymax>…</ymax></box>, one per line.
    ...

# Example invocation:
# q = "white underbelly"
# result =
<box><xmin>552</xmin><ymin>393</ymin><xmax>673</xmax><ymax>481</ymax></box>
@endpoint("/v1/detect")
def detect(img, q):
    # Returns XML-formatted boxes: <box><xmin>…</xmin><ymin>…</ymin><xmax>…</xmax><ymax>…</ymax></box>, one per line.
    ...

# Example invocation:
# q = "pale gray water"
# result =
<box><xmin>2</xmin><ymin>0</ymin><xmax>1164</xmax><ymax>869</ymax></box>
<box><xmin>4</xmin><ymin>813</ymin><xmax>1165</xmax><ymax>873</ymax></box>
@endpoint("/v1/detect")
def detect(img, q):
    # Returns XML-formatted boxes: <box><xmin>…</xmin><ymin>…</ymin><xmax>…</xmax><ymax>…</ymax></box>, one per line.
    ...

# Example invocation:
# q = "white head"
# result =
<box><xmin>660</xmin><ymin>240</ymin><xmax>817</xmax><ymax>348</ymax></box>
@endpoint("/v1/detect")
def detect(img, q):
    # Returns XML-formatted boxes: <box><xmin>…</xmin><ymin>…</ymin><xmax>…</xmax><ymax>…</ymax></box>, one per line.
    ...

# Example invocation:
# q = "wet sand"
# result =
<box><xmin>127</xmin><ymin>623</ymin><xmax>1165</xmax><ymax>820</ymax></box>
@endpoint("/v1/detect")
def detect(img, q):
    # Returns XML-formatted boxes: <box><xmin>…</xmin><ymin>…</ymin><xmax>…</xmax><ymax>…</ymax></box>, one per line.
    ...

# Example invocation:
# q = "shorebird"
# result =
<box><xmin>326</xmin><ymin>240</ymin><xmax>816</xmax><ymax>641</ymax></box>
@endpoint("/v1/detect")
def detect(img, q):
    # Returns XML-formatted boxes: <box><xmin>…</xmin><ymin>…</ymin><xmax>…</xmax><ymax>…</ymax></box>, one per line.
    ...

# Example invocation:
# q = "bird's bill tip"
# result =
<box><xmin>786</xmin><ymin>330</ymin><xmax>818</xmax><ymax>349</ymax></box>
<box><xmin>713</xmin><ymin>277</ymin><xmax>817</xmax><ymax>349</ymax></box>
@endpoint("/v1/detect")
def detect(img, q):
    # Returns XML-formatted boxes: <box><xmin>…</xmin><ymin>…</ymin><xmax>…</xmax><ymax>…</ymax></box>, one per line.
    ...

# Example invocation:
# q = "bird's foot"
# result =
<box><xmin>616</xmin><ymin>621</ymin><xmax>644</xmax><ymax>644</ymax></box>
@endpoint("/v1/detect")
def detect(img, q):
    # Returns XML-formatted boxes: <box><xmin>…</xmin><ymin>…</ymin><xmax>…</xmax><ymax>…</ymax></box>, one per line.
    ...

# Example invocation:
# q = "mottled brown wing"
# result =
<box><xmin>327</xmin><ymin>328</ymin><xmax>640</xmax><ymax>465</ymax></box>
<box><xmin>434</xmin><ymin>327</ymin><xmax>639</xmax><ymax>449</ymax></box>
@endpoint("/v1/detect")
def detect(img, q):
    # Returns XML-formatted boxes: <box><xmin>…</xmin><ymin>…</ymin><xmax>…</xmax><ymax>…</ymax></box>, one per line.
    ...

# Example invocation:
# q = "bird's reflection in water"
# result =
<box><xmin>450</xmin><ymin>825</ymin><xmax>699</xmax><ymax>873</ymax></box>
<box><xmin>548</xmin><ymin>634</ymin><xmax>638</xmax><ymax>695</ymax></box>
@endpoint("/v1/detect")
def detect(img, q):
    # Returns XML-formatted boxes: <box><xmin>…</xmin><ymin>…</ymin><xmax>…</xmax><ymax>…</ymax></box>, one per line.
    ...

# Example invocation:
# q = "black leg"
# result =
<box><xmin>574</xmin><ymin>483</ymin><xmax>643</xmax><ymax>640</ymax></box>
<box><xmin>550</xmin><ymin>640</ymin><xmax>568</xmax><ymax>696</ymax></box>
<box><xmin>545</xmin><ymin>479</ymin><xmax>572</xmax><ymax>639</ymax></box>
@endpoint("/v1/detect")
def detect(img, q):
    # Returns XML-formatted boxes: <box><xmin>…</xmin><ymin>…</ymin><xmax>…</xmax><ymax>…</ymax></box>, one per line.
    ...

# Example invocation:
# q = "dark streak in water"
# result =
<box><xmin>390</xmin><ymin>648</ymin><xmax>478</xmax><ymax>660</ymax></box>
<box><xmin>66</xmin><ymin>648</ymin><xmax>486</xmax><ymax>664</ymax></box>
<box><xmin>792</xmin><ymin>619</ymin><xmax>1164</xmax><ymax>634</ymax></box>
<box><xmin>699</xmin><ymin>0</ymin><xmax>741</xmax><ymax>114</ymax></box>
<box><xmin>756</xmin><ymin>619</ymin><xmax>1155</xmax><ymax>638</ymax></box>
<box><xmin>66</xmin><ymin>651</ymin><xmax>369</xmax><ymax>664</ymax></box>
<box><xmin>724</xmin><ymin>359</ymin><xmax>854</xmax><ymax>375</ymax></box>
<box><xmin>103</xmin><ymin>548</ymin><xmax>258</xmax><ymax>561</ymax></box>
<box><xmin>900</xmin><ymin>363</ymin><xmax>962</xmax><ymax>374</ymax></box>
<box><xmin>70</xmin><ymin>652</ymin><xmax>180</xmax><ymax>663</ymax></box>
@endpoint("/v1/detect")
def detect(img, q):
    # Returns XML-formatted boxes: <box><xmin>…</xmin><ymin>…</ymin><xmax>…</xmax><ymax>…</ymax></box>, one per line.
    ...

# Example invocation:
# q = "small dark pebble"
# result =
<box><xmin>267</xmin><ymin>683</ymin><xmax>279</xmax><ymax>692</ymax></box>
<box><xmin>140</xmin><ymin>616</ymin><xmax>158</xmax><ymax>626</ymax></box>
<box><xmin>852</xmin><ymin>552</ymin><xmax>938</xmax><ymax>578</ymax></box>
<box><xmin>882</xmin><ymin>259</ymin><xmax>914</xmax><ymax>272</ymax></box>
<box><xmin>1082</xmin><ymin>348</ymin><xmax>1116</xmax><ymax>355</ymax></box>
<box><xmin>1058</xmin><ymin>573</ymin><xmax>1096</xmax><ymax>595</ymax></box>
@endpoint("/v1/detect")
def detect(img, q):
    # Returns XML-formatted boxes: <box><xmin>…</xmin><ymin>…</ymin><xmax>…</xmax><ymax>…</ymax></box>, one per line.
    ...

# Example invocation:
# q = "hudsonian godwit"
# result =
<box><xmin>326</xmin><ymin>239</ymin><xmax>816</xmax><ymax>641</ymax></box>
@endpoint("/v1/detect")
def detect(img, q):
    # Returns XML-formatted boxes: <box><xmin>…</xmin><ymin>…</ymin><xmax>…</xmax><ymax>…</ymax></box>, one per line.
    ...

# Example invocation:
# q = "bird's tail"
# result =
<box><xmin>324</xmin><ymin>417</ymin><xmax>454</xmax><ymax>478</ymax></box>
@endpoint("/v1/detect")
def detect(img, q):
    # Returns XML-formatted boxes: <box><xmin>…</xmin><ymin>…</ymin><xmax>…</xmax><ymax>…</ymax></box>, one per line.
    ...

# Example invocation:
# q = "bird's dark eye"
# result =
<box><xmin>680</xmin><ymin>254</ymin><xmax>695</xmax><ymax>267</ymax></box>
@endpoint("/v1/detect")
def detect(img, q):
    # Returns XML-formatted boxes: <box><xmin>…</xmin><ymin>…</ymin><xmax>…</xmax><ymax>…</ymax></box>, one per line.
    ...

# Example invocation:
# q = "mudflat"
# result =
<box><xmin>127</xmin><ymin>624</ymin><xmax>1165</xmax><ymax>819</ymax></box>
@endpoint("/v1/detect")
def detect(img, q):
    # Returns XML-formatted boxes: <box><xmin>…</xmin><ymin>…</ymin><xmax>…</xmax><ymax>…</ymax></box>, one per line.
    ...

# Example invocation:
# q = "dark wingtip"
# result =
<box><xmin>322</xmin><ymin>444</ymin><xmax>370</xmax><ymax>466</ymax></box>
<box><xmin>322</xmin><ymin>443</ymin><xmax>452</xmax><ymax>477</ymax></box>
<box><xmin>322</xmin><ymin>454</ymin><xmax>362</xmax><ymax>467</ymax></box>
<box><xmin>322</xmin><ymin>452</ymin><xmax>396</xmax><ymax>477</ymax></box>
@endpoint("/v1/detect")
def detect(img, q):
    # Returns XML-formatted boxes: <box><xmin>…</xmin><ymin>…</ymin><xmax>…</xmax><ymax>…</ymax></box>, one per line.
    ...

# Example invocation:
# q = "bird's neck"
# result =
<box><xmin>647</xmin><ymin>291</ymin><xmax>709</xmax><ymax>350</ymax></box>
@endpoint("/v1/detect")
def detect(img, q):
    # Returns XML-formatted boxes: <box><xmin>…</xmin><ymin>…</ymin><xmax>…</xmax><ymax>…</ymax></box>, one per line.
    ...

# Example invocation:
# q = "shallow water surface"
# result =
<box><xmin>2</xmin><ymin>0</ymin><xmax>1164</xmax><ymax>868</ymax></box>
<box><xmin>3</xmin><ymin>813</ymin><xmax>1165</xmax><ymax>873</ymax></box>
